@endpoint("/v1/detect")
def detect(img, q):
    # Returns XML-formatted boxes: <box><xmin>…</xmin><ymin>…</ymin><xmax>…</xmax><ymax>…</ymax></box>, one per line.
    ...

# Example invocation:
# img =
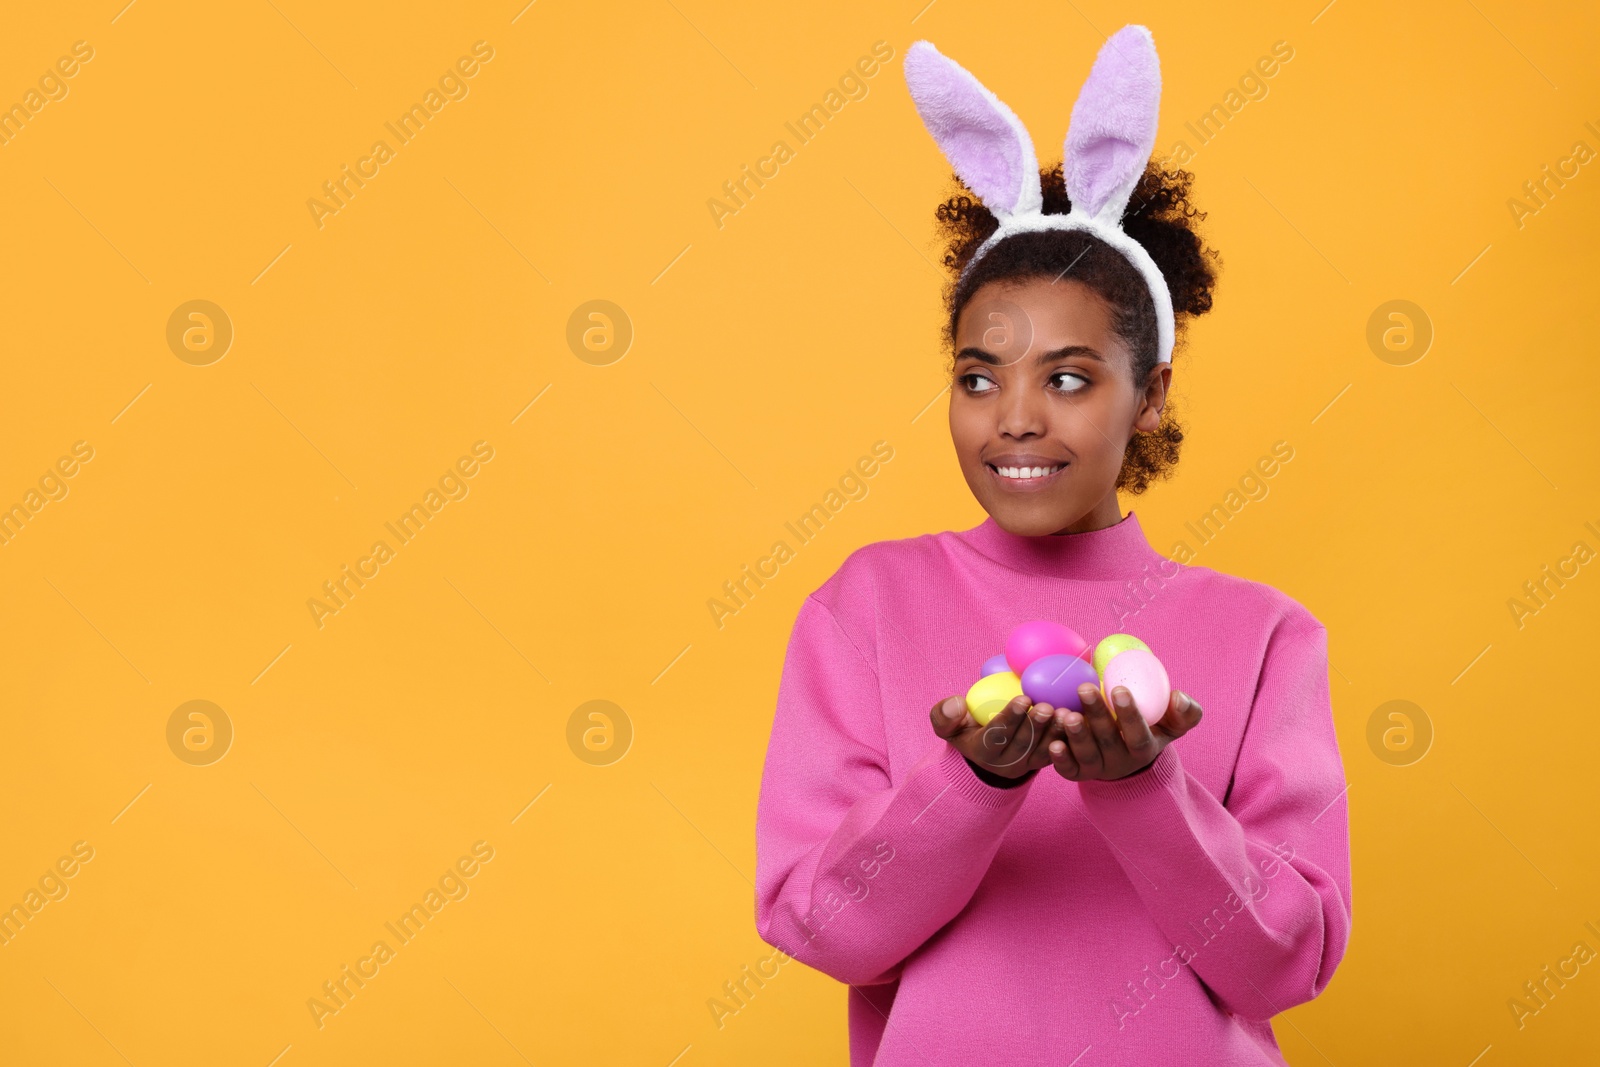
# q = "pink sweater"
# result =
<box><xmin>753</xmin><ymin>512</ymin><xmax>1352</xmax><ymax>1065</ymax></box>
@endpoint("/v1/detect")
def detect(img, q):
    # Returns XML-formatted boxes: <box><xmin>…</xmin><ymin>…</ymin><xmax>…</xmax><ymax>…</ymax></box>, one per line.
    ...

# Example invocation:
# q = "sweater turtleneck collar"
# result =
<box><xmin>955</xmin><ymin>511</ymin><xmax>1166</xmax><ymax>582</ymax></box>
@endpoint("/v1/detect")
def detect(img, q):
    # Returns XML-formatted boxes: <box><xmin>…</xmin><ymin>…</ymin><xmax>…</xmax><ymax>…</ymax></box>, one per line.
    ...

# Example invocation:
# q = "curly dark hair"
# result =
<box><xmin>934</xmin><ymin>161</ymin><xmax>1221</xmax><ymax>493</ymax></box>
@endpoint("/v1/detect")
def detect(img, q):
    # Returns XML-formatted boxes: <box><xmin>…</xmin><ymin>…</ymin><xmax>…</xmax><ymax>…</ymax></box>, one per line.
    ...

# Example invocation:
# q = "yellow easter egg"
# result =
<box><xmin>965</xmin><ymin>671</ymin><xmax>1025</xmax><ymax>726</ymax></box>
<box><xmin>1092</xmin><ymin>633</ymin><xmax>1151</xmax><ymax>677</ymax></box>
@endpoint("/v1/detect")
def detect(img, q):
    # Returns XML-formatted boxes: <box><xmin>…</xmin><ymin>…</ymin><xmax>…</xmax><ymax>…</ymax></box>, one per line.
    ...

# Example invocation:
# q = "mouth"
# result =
<box><xmin>986</xmin><ymin>461</ymin><xmax>1067</xmax><ymax>490</ymax></box>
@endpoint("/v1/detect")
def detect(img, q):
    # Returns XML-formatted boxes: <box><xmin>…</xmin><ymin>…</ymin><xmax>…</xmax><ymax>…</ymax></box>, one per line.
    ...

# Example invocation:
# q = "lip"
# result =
<box><xmin>985</xmin><ymin>460</ymin><xmax>1068</xmax><ymax>491</ymax></box>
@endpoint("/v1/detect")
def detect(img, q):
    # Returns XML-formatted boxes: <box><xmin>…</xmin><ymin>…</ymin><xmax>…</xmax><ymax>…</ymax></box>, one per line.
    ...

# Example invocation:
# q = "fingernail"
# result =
<box><xmin>1115</xmin><ymin>689</ymin><xmax>1132</xmax><ymax>709</ymax></box>
<box><xmin>1066</xmin><ymin>714</ymin><xmax>1083</xmax><ymax>732</ymax></box>
<box><xmin>945</xmin><ymin>698</ymin><xmax>963</xmax><ymax>716</ymax></box>
<box><xmin>1177</xmin><ymin>692</ymin><xmax>1191</xmax><ymax>712</ymax></box>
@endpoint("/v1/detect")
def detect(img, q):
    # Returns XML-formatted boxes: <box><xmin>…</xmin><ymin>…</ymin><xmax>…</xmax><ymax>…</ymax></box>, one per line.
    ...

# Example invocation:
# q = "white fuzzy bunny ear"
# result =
<box><xmin>904</xmin><ymin>40</ymin><xmax>1042</xmax><ymax>219</ymax></box>
<box><xmin>1063</xmin><ymin>25</ymin><xmax>1162</xmax><ymax>225</ymax></box>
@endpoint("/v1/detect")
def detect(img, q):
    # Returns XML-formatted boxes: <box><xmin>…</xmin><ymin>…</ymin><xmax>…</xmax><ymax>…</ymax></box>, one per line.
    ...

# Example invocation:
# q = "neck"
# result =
<box><xmin>1055</xmin><ymin>493</ymin><xmax>1124</xmax><ymax>535</ymax></box>
<box><xmin>959</xmin><ymin>508</ymin><xmax>1162</xmax><ymax>582</ymax></box>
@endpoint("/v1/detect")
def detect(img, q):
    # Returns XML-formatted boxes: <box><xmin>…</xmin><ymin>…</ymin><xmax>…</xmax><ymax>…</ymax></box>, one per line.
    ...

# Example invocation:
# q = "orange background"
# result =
<box><xmin>1</xmin><ymin>1</ymin><xmax>1597</xmax><ymax>1064</ymax></box>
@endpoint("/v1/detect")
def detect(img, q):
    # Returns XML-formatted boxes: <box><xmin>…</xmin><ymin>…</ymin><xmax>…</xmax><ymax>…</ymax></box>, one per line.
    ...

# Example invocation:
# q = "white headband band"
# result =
<box><xmin>905</xmin><ymin>25</ymin><xmax>1175</xmax><ymax>364</ymax></box>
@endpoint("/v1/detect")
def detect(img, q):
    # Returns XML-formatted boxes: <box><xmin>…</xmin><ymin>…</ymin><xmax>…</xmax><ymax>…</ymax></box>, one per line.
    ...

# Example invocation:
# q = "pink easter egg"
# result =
<box><xmin>980</xmin><ymin>653</ymin><xmax>1011</xmax><ymax>677</ymax></box>
<box><xmin>1005</xmin><ymin>620</ymin><xmax>1090</xmax><ymax>675</ymax></box>
<box><xmin>1100</xmin><ymin>649</ymin><xmax>1172</xmax><ymax>726</ymax></box>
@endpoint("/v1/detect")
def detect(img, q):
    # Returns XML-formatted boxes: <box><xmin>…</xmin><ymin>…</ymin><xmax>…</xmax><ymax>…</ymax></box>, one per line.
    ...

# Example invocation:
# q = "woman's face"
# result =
<box><xmin>949</xmin><ymin>275</ymin><xmax>1169</xmax><ymax>536</ymax></box>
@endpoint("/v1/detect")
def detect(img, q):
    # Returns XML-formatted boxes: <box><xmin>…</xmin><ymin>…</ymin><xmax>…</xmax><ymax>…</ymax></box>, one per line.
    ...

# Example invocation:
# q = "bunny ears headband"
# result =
<box><xmin>904</xmin><ymin>24</ymin><xmax>1175</xmax><ymax>364</ymax></box>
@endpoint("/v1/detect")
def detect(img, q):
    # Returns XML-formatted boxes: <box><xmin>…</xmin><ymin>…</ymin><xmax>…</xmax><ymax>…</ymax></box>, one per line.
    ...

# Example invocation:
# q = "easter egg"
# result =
<box><xmin>1100</xmin><ymin>649</ymin><xmax>1171</xmax><ymax>726</ymax></box>
<box><xmin>980</xmin><ymin>653</ymin><xmax>1011</xmax><ymax>677</ymax></box>
<box><xmin>1005</xmin><ymin>620</ymin><xmax>1090</xmax><ymax>675</ymax></box>
<box><xmin>965</xmin><ymin>671</ymin><xmax>1025</xmax><ymax>726</ymax></box>
<box><xmin>1020</xmin><ymin>654</ymin><xmax>1099</xmax><ymax>711</ymax></box>
<box><xmin>1092</xmin><ymin>633</ymin><xmax>1151</xmax><ymax>676</ymax></box>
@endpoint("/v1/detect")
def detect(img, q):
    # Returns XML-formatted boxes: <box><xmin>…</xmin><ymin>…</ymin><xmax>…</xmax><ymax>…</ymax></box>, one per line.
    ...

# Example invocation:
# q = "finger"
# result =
<box><xmin>1114</xmin><ymin>691</ymin><xmax>1160</xmax><ymax>763</ymax></box>
<box><xmin>975</xmin><ymin>695</ymin><xmax>1031</xmax><ymax>763</ymax></box>
<box><xmin>1153</xmin><ymin>690</ymin><xmax>1203</xmax><ymax>739</ymax></box>
<box><xmin>929</xmin><ymin>696</ymin><xmax>969</xmax><ymax>739</ymax></box>
<box><xmin>996</xmin><ymin>701</ymin><xmax>1054</xmax><ymax>769</ymax></box>
<box><xmin>1026</xmin><ymin>707</ymin><xmax>1069</xmax><ymax>771</ymax></box>
<box><xmin>1062</xmin><ymin>700</ymin><xmax>1103</xmax><ymax>776</ymax></box>
<box><xmin>1044</xmin><ymin>710</ymin><xmax>1079</xmax><ymax>777</ymax></box>
<box><xmin>1087</xmin><ymin>687</ymin><xmax>1131</xmax><ymax>765</ymax></box>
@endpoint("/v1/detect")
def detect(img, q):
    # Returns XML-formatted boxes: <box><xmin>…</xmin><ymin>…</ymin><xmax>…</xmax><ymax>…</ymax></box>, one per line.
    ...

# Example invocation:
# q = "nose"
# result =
<box><xmin>994</xmin><ymin>372</ymin><xmax>1048</xmax><ymax>439</ymax></box>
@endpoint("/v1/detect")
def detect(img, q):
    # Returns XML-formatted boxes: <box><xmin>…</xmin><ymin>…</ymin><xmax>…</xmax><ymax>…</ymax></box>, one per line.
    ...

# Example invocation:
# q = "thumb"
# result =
<box><xmin>930</xmin><ymin>696</ymin><xmax>968</xmax><ymax>738</ymax></box>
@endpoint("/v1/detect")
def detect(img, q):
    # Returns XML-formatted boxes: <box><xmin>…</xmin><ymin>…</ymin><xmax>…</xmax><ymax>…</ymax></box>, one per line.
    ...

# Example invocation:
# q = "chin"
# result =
<box><xmin>989</xmin><ymin>505</ymin><xmax>1084</xmax><ymax>536</ymax></box>
<box><xmin>965</xmin><ymin>462</ymin><xmax>1092</xmax><ymax>535</ymax></box>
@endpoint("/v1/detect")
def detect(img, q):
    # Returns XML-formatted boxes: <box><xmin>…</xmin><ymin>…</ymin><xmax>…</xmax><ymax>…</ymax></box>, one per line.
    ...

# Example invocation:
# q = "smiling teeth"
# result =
<box><xmin>994</xmin><ymin>465</ymin><xmax>1063</xmax><ymax>479</ymax></box>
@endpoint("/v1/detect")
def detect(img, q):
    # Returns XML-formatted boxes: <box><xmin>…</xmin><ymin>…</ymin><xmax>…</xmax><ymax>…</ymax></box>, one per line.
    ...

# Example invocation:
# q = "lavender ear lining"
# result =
<box><xmin>903</xmin><ymin>40</ymin><xmax>1042</xmax><ymax>218</ymax></box>
<box><xmin>905</xmin><ymin>25</ymin><xmax>1175</xmax><ymax>364</ymax></box>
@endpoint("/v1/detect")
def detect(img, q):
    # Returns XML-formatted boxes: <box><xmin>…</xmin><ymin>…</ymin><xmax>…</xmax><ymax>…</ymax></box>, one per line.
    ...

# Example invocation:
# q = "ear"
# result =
<box><xmin>904</xmin><ymin>40</ymin><xmax>1042</xmax><ymax>219</ymax></box>
<box><xmin>1063</xmin><ymin>25</ymin><xmax>1162</xmax><ymax>226</ymax></box>
<box><xmin>1134</xmin><ymin>362</ymin><xmax>1171</xmax><ymax>433</ymax></box>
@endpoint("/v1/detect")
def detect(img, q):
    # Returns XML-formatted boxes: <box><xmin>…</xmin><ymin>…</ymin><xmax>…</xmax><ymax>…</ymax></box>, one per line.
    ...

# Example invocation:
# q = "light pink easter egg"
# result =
<box><xmin>1100</xmin><ymin>649</ymin><xmax>1171</xmax><ymax>726</ymax></box>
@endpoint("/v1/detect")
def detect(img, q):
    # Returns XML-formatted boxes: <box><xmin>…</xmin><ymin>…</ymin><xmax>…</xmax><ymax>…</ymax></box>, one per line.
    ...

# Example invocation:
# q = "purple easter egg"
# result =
<box><xmin>1020</xmin><ymin>654</ymin><xmax>1099</xmax><ymax>712</ymax></box>
<box><xmin>1005</xmin><ymin>620</ymin><xmax>1090</xmax><ymax>675</ymax></box>
<box><xmin>980</xmin><ymin>653</ymin><xmax>1011</xmax><ymax>677</ymax></box>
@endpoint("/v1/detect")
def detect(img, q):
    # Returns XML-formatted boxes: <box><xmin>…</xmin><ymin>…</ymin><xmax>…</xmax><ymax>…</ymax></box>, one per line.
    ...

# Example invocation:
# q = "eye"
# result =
<box><xmin>959</xmin><ymin>373</ymin><xmax>996</xmax><ymax>395</ymax></box>
<box><xmin>1050</xmin><ymin>371</ymin><xmax>1090</xmax><ymax>393</ymax></box>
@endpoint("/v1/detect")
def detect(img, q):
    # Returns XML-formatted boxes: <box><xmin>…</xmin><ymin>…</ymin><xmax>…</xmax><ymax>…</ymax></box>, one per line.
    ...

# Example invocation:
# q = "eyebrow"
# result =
<box><xmin>955</xmin><ymin>345</ymin><xmax>1105</xmax><ymax>365</ymax></box>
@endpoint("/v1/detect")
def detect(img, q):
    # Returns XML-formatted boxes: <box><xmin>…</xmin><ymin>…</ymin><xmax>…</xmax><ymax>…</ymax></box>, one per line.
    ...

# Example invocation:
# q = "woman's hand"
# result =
<box><xmin>929</xmin><ymin>694</ymin><xmax>1071</xmax><ymax>780</ymax></box>
<box><xmin>1051</xmin><ymin>683</ymin><xmax>1203</xmax><ymax>782</ymax></box>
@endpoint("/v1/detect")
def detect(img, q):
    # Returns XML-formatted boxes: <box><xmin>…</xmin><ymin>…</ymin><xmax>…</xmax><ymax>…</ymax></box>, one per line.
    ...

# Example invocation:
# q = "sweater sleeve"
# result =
<box><xmin>754</xmin><ymin>592</ymin><xmax>1037</xmax><ymax>987</ymax></box>
<box><xmin>1076</xmin><ymin>608</ymin><xmax>1353</xmax><ymax>1020</ymax></box>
